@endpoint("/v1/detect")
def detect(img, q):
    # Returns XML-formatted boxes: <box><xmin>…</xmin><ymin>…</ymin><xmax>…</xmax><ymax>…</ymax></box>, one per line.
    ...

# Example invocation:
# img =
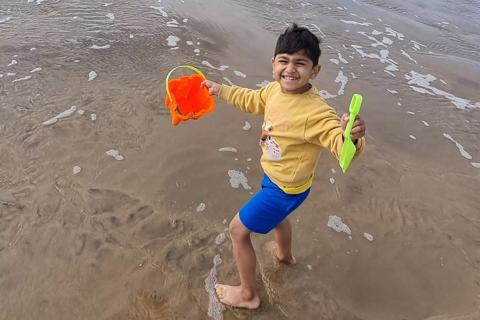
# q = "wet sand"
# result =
<box><xmin>1</xmin><ymin>0</ymin><xmax>479</xmax><ymax>319</ymax></box>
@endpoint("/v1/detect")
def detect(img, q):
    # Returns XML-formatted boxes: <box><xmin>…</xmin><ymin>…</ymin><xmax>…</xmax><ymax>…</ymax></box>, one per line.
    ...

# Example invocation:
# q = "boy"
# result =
<box><xmin>201</xmin><ymin>23</ymin><xmax>366</xmax><ymax>309</ymax></box>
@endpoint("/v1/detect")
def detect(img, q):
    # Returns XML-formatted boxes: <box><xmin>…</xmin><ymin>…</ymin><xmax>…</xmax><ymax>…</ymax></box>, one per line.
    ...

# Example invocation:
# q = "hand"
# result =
<box><xmin>200</xmin><ymin>79</ymin><xmax>221</xmax><ymax>96</ymax></box>
<box><xmin>341</xmin><ymin>113</ymin><xmax>366</xmax><ymax>141</ymax></box>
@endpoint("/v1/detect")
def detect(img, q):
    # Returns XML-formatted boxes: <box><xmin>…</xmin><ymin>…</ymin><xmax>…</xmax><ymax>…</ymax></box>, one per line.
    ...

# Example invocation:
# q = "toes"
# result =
<box><xmin>215</xmin><ymin>284</ymin><xmax>225</xmax><ymax>299</ymax></box>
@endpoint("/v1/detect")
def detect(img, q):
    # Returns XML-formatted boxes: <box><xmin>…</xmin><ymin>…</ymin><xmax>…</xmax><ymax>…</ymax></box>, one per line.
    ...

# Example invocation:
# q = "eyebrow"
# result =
<box><xmin>277</xmin><ymin>56</ymin><xmax>309</xmax><ymax>63</ymax></box>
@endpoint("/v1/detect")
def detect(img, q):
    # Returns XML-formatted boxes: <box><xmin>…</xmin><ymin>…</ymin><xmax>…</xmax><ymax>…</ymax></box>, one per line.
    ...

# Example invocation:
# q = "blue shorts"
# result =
<box><xmin>239</xmin><ymin>174</ymin><xmax>310</xmax><ymax>234</ymax></box>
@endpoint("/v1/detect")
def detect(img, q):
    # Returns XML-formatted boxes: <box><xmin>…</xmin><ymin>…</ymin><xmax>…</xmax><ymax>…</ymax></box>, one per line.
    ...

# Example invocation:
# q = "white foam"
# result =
<box><xmin>196</xmin><ymin>202</ymin><xmax>206</xmax><ymax>212</ymax></box>
<box><xmin>372</xmin><ymin>30</ymin><xmax>382</xmax><ymax>35</ymax></box>
<box><xmin>42</xmin><ymin>106</ymin><xmax>77</xmax><ymax>125</ymax></box>
<box><xmin>202</xmin><ymin>61</ymin><xmax>228</xmax><ymax>71</ymax></box>
<box><xmin>129</xmin><ymin>34</ymin><xmax>134</xmax><ymax>38</ymax></box>
<box><xmin>90</xmin><ymin>113</ymin><xmax>97</xmax><ymax>121</ymax></box>
<box><xmin>442</xmin><ymin>133</ymin><xmax>472</xmax><ymax>159</ymax></box>
<box><xmin>166</xmin><ymin>19</ymin><xmax>179</xmax><ymax>27</ymax></box>
<box><xmin>351</xmin><ymin>45</ymin><xmax>396</xmax><ymax>69</ymax></box>
<box><xmin>106</xmin><ymin>13</ymin><xmax>114</xmax><ymax>20</ymax></box>
<box><xmin>103</xmin><ymin>3</ymin><xmax>112</xmax><ymax>6</ymax></box>
<box><xmin>471</xmin><ymin>163</ymin><xmax>480</xmax><ymax>168</ymax></box>
<box><xmin>385</xmin><ymin>63</ymin><xmax>398</xmax><ymax>72</ymax></box>
<box><xmin>363</xmin><ymin>232</ymin><xmax>374</xmax><ymax>241</ymax></box>
<box><xmin>91</xmin><ymin>44</ymin><xmax>111</xmax><ymax>49</ymax></box>
<box><xmin>233</xmin><ymin>70</ymin><xmax>246</xmax><ymax>78</ymax></box>
<box><xmin>311</xmin><ymin>24</ymin><xmax>326</xmax><ymax>37</ymax></box>
<box><xmin>338</xmin><ymin>53</ymin><xmax>348</xmax><ymax>64</ymax></box>
<box><xmin>88</xmin><ymin>71</ymin><xmax>97</xmax><ymax>81</ymax></box>
<box><xmin>387</xmin><ymin>89</ymin><xmax>398</xmax><ymax>94</ymax></box>
<box><xmin>407</xmin><ymin>111</ymin><xmax>415</xmax><ymax>115</ymax></box>
<box><xmin>357</xmin><ymin>31</ymin><xmax>386</xmax><ymax>48</ymax></box>
<box><xmin>106</xmin><ymin>149</ymin><xmax>124</xmax><ymax>161</ymax></box>
<box><xmin>405</xmin><ymin>71</ymin><xmax>480</xmax><ymax>110</ymax></box>
<box><xmin>319</xmin><ymin>90</ymin><xmax>337</xmax><ymax>99</ymax></box>
<box><xmin>0</xmin><ymin>17</ymin><xmax>12</xmax><ymax>24</ymax></box>
<box><xmin>401</xmin><ymin>50</ymin><xmax>417</xmax><ymax>64</ymax></box>
<box><xmin>385</xmin><ymin>27</ymin><xmax>404</xmax><ymax>40</ymax></box>
<box><xmin>215</xmin><ymin>233</ymin><xmax>226</xmax><ymax>245</ymax></box>
<box><xmin>150</xmin><ymin>6</ymin><xmax>168</xmax><ymax>17</ymax></box>
<box><xmin>409</xmin><ymin>135</ymin><xmax>416</xmax><ymax>140</ymax></box>
<box><xmin>382</xmin><ymin>37</ymin><xmax>392</xmax><ymax>45</ymax></box>
<box><xmin>228</xmin><ymin>170</ymin><xmax>251</xmax><ymax>190</ymax></box>
<box><xmin>8</xmin><ymin>60</ymin><xmax>17</xmax><ymax>66</ymax></box>
<box><xmin>334</xmin><ymin>70</ymin><xmax>348</xmax><ymax>95</ymax></box>
<box><xmin>30</xmin><ymin>67</ymin><xmax>42</xmax><ymax>73</ymax></box>
<box><xmin>327</xmin><ymin>215</ymin><xmax>352</xmax><ymax>236</ymax></box>
<box><xmin>422</xmin><ymin>121</ymin><xmax>429</xmax><ymax>127</ymax></box>
<box><xmin>329</xmin><ymin>177</ymin><xmax>335</xmax><ymax>184</ymax></box>
<box><xmin>186</xmin><ymin>41</ymin><xmax>193</xmax><ymax>45</ymax></box>
<box><xmin>256</xmin><ymin>80</ymin><xmax>270</xmax><ymax>88</ymax></box>
<box><xmin>242</xmin><ymin>121</ymin><xmax>251</xmax><ymax>131</ymax></box>
<box><xmin>222</xmin><ymin>77</ymin><xmax>234</xmax><ymax>86</ymax></box>
<box><xmin>218</xmin><ymin>147</ymin><xmax>237</xmax><ymax>153</ymax></box>
<box><xmin>340</xmin><ymin>20</ymin><xmax>372</xmax><ymax>26</ymax></box>
<box><xmin>12</xmin><ymin>76</ymin><xmax>31</xmax><ymax>83</ymax></box>
<box><xmin>6</xmin><ymin>72</ymin><xmax>16</xmax><ymax>77</ymax></box>
<box><xmin>350</xmin><ymin>72</ymin><xmax>357</xmax><ymax>79</ymax></box>
<box><xmin>329</xmin><ymin>58</ymin><xmax>339</xmax><ymax>65</ymax></box>
<box><xmin>204</xmin><ymin>254</ymin><xmax>225</xmax><ymax>320</ymax></box>
<box><xmin>77</xmin><ymin>109</ymin><xmax>85</xmax><ymax>115</ymax></box>
<box><xmin>73</xmin><ymin>166</ymin><xmax>81</xmax><ymax>175</ymax></box>
<box><xmin>410</xmin><ymin>40</ymin><xmax>426</xmax><ymax>51</ymax></box>
<box><xmin>166</xmin><ymin>35</ymin><xmax>180</xmax><ymax>46</ymax></box>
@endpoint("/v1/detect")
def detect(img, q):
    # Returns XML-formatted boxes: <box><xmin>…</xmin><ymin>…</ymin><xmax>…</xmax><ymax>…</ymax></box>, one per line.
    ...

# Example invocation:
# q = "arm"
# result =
<box><xmin>201</xmin><ymin>80</ymin><xmax>270</xmax><ymax>115</ymax></box>
<box><xmin>304</xmin><ymin>106</ymin><xmax>366</xmax><ymax>160</ymax></box>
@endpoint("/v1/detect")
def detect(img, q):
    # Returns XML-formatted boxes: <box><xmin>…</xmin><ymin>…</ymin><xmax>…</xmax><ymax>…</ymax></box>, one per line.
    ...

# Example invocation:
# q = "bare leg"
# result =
<box><xmin>215</xmin><ymin>213</ymin><xmax>261</xmax><ymax>309</ymax></box>
<box><xmin>266</xmin><ymin>217</ymin><xmax>296</xmax><ymax>264</ymax></box>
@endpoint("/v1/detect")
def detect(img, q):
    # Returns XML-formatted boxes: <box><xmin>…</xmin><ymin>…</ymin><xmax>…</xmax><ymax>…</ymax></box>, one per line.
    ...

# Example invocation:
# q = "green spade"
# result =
<box><xmin>339</xmin><ymin>94</ymin><xmax>363</xmax><ymax>173</ymax></box>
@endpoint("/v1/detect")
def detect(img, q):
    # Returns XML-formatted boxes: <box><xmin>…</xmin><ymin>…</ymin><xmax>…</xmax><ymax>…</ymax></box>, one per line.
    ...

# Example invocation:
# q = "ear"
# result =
<box><xmin>310</xmin><ymin>64</ymin><xmax>321</xmax><ymax>79</ymax></box>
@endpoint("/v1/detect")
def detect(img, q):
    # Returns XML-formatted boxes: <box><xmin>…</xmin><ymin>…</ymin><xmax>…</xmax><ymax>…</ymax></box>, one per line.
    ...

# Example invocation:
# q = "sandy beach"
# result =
<box><xmin>1</xmin><ymin>0</ymin><xmax>479</xmax><ymax>319</ymax></box>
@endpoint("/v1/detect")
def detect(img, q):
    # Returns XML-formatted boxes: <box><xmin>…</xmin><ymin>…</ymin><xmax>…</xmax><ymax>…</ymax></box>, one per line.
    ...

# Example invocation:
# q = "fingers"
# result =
<box><xmin>342</xmin><ymin>115</ymin><xmax>365</xmax><ymax>139</ymax></box>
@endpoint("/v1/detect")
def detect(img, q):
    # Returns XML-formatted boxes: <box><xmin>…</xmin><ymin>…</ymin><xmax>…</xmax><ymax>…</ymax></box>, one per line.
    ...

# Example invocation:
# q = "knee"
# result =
<box><xmin>229</xmin><ymin>216</ymin><xmax>249</xmax><ymax>240</ymax></box>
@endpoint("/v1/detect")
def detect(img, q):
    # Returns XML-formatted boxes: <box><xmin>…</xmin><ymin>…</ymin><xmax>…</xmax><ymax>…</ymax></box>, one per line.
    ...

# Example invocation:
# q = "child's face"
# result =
<box><xmin>272</xmin><ymin>50</ymin><xmax>320</xmax><ymax>94</ymax></box>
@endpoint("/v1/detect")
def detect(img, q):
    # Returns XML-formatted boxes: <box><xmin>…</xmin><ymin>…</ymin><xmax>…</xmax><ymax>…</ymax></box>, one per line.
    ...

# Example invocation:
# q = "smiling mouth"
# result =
<box><xmin>282</xmin><ymin>75</ymin><xmax>299</xmax><ymax>81</ymax></box>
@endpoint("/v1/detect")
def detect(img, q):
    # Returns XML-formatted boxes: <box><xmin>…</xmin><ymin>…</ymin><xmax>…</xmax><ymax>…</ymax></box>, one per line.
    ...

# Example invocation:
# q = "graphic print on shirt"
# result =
<box><xmin>260</xmin><ymin>120</ymin><xmax>282</xmax><ymax>161</ymax></box>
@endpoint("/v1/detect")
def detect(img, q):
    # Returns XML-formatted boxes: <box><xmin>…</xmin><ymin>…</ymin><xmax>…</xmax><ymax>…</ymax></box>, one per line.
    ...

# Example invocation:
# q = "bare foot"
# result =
<box><xmin>215</xmin><ymin>284</ymin><xmax>261</xmax><ymax>309</ymax></box>
<box><xmin>265</xmin><ymin>241</ymin><xmax>296</xmax><ymax>265</ymax></box>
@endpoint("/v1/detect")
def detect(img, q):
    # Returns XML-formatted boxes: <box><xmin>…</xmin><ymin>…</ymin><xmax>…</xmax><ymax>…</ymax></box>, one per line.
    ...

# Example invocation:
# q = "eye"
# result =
<box><xmin>296</xmin><ymin>62</ymin><xmax>305</xmax><ymax>66</ymax></box>
<box><xmin>278</xmin><ymin>60</ymin><xmax>288</xmax><ymax>64</ymax></box>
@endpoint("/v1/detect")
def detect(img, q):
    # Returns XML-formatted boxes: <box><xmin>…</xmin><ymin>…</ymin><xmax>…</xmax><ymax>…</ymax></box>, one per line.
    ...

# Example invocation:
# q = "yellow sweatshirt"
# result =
<box><xmin>219</xmin><ymin>81</ymin><xmax>365</xmax><ymax>194</ymax></box>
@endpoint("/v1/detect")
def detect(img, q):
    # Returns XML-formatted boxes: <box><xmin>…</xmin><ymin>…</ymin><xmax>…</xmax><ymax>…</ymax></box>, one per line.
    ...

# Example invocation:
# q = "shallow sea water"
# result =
<box><xmin>1</xmin><ymin>0</ymin><xmax>479</xmax><ymax>319</ymax></box>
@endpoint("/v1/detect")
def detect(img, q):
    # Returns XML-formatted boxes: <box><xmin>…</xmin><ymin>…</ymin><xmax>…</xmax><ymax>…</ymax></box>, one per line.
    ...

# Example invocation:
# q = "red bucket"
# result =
<box><xmin>164</xmin><ymin>65</ymin><xmax>215</xmax><ymax>126</ymax></box>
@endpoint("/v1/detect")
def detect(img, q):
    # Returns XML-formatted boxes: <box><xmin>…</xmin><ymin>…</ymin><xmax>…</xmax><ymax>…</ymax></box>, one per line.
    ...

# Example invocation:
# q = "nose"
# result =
<box><xmin>285</xmin><ymin>62</ymin><xmax>295</xmax><ymax>73</ymax></box>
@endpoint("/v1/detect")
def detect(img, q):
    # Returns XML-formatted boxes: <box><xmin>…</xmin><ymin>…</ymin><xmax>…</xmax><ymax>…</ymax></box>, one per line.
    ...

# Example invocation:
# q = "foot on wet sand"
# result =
<box><xmin>265</xmin><ymin>241</ymin><xmax>296</xmax><ymax>265</ymax></box>
<box><xmin>215</xmin><ymin>284</ymin><xmax>261</xmax><ymax>309</ymax></box>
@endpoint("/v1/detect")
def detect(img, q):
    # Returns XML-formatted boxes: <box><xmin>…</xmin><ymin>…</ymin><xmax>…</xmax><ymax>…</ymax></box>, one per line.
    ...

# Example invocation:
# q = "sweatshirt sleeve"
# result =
<box><xmin>218</xmin><ymin>83</ymin><xmax>271</xmax><ymax>115</ymax></box>
<box><xmin>304</xmin><ymin>103</ymin><xmax>365</xmax><ymax>160</ymax></box>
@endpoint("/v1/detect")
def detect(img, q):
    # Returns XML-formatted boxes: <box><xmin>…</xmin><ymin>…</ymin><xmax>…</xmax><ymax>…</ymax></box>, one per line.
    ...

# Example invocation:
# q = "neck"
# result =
<box><xmin>281</xmin><ymin>83</ymin><xmax>312</xmax><ymax>94</ymax></box>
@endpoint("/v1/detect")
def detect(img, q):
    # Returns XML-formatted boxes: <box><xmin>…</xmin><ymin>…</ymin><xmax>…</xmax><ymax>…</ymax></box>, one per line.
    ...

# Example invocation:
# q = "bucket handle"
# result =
<box><xmin>165</xmin><ymin>65</ymin><xmax>207</xmax><ymax>111</ymax></box>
